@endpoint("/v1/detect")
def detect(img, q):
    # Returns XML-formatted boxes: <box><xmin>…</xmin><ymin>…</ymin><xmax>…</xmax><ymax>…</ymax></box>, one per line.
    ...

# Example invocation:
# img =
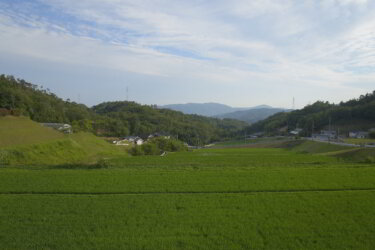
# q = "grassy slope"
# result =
<box><xmin>0</xmin><ymin>116</ymin><xmax>127</xmax><ymax>166</ymax></box>
<box><xmin>0</xmin><ymin>116</ymin><xmax>64</xmax><ymax>147</ymax></box>
<box><xmin>343</xmin><ymin>138</ymin><xmax>375</xmax><ymax>145</ymax></box>
<box><xmin>289</xmin><ymin>140</ymin><xmax>349</xmax><ymax>154</ymax></box>
<box><xmin>286</xmin><ymin>140</ymin><xmax>375</xmax><ymax>163</ymax></box>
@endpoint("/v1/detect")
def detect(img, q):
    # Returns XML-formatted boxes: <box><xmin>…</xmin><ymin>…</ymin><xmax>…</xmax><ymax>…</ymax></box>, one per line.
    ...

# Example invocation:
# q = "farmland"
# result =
<box><xmin>1</xmin><ymin>144</ymin><xmax>375</xmax><ymax>249</ymax></box>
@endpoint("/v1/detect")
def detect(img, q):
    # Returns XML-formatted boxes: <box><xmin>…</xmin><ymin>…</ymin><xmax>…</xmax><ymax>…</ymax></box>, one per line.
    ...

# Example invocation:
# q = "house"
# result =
<box><xmin>123</xmin><ymin>136</ymin><xmax>138</xmax><ymax>142</ymax></box>
<box><xmin>290</xmin><ymin>128</ymin><xmax>303</xmax><ymax>136</ymax></box>
<box><xmin>135</xmin><ymin>138</ymin><xmax>144</xmax><ymax>145</ymax></box>
<box><xmin>41</xmin><ymin>123</ymin><xmax>72</xmax><ymax>133</ymax></box>
<box><xmin>113</xmin><ymin>140</ymin><xmax>129</xmax><ymax>146</ymax></box>
<box><xmin>349</xmin><ymin>131</ymin><xmax>369</xmax><ymax>139</ymax></box>
<box><xmin>312</xmin><ymin>130</ymin><xmax>337</xmax><ymax>141</ymax></box>
<box><xmin>249</xmin><ymin>132</ymin><xmax>264</xmax><ymax>138</ymax></box>
<box><xmin>122</xmin><ymin>136</ymin><xmax>144</xmax><ymax>145</ymax></box>
<box><xmin>148</xmin><ymin>132</ymin><xmax>171</xmax><ymax>140</ymax></box>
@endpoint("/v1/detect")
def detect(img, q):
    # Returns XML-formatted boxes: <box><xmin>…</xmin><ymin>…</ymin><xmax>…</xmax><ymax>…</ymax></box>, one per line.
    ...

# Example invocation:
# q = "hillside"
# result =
<box><xmin>215</xmin><ymin>107</ymin><xmax>289</xmax><ymax>124</ymax></box>
<box><xmin>0</xmin><ymin>75</ymin><xmax>246</xmax><ymax>145</ymax></box>
<box><xmin>0</xmin><ymin>116</ymin><xmax>126</xmax><ymax>166</ymax></box>
<box><xmin>245</xmin><ymin>92</ymin><xmax>375</xmax><ymax>136</ymax></box>
<box><xmin>162</xmin><ymin>102</ymin><xmax>273</xmax><ymax>117</ymax></box>
<box><xmin>0</xmin><ymin>116</ymin><xmax>64</xmax><ymax>147</ymax></box>
<box><xmin>92</xmin><ymin>101</ymin><xmax>246</xmax><ymax>145</ymax></box>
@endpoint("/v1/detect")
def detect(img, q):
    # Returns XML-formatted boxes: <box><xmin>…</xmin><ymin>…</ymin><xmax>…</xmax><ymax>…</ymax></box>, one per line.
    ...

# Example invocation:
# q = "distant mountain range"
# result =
<box><xmin>161</xmin><ymin>103</ymin><xmax>289</xmax><ymax>123</ymax></box>
<box><xmin>215</xmin><ymin>108</ymin><xmax>290</xmax><ymax>124</ymax></box>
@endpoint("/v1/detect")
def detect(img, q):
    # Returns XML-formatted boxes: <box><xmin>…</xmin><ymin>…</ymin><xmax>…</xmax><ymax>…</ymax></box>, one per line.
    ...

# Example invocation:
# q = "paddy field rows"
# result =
<box><xmin>1</xmin><ymin>147</ymin><xmax>374</xmax><ymax>249</ymax></box>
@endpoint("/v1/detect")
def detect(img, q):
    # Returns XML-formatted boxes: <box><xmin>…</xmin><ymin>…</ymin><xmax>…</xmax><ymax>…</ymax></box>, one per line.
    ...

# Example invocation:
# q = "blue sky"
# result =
<box><xmin>1</xmin><ymin>0</ymin><xmax>375</xmax><ymax>108</ymax></box>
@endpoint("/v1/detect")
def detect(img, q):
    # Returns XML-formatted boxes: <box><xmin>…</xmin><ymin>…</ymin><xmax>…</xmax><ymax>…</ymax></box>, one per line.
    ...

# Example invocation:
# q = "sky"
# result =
<box><xmin>0</xmin><ymin>0</ymin><xmax>375</xmax><ymax>109</ymax></box>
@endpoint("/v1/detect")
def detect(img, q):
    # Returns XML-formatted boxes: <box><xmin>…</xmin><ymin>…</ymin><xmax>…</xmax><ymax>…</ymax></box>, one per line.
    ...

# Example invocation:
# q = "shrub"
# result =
<box><xmin>128</xmin><ymin>145</ymin><xmax>144</xmax><ymax>156</ymax></box>
<box><xmin>369</xmin><ymin>131</ymin><xmax>375</xmax><ymax>139</ymax></box>
<box><xmin>0</xmin><ymin>108</ymin><xmax>11</xmax><ymax>116</ymax></box>
<box><xmin>141</xmin><ymin>143</ymin><xmax>160</xmax><ymax>155</ymax></box>
<box><xmin>149</xmin><ymin>138</ymin><xmax>187</xmax><ymax>152</ymax></box>
<box><xmin>94</xmin><ymin>158</ymin><xmax>111</xmax><ymax>168</ymax></box>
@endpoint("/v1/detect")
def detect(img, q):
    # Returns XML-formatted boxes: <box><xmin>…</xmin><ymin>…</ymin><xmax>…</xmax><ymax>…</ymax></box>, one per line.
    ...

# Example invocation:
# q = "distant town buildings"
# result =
<box><xmin>113</xmin><ymin>133</ymin><xmax>172</xmax><ymax>146</ymax></box>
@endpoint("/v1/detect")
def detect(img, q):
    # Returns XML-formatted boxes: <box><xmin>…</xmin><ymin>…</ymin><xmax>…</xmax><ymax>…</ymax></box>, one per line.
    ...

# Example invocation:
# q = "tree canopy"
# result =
<box><xmin>0</xmin><ymin>75</ymin><xmax>246</xmax><ymax>145</ymax></box>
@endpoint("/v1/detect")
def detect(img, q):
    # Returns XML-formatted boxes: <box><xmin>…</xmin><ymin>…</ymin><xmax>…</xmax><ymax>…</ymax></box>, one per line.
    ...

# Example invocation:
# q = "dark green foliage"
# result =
<box><xmin>129</xmin><ymin>138</ymin><xmax>187</xmax><ymax>156</ymax></box>
<box><xmin>128</xmin><ymin>146</ymin><xmax>145</xmax><ymax>156</ymax></box>
<box><xmin>92</xmin><ymin>101</ymin><xmax>246</xmax><ymax>145</ymax></box>
<box><xmin>0</xmin><ymin>75</ymin><xmax>246</xmax><ymax>145</ymax></box>
<box><xmin>141</xmin><ymin>143</ymin><xmax>160</xmax><ymax>155</ymax></box>
<box><xmin>0</xmin><ymin>75</ymin><xmax>92</xmax><ymax>124</ymax></box>
<box><xmin>369</xmin><ymin>131</ymin><xmax>375</xmax><ymax>139</ymax></box>
<box><xmin>246</xmin><ymin>91</ymin><xmax>375</xmax><ymax>136</ymax></box>
<box><xmin>148</xmin><ymin>137</ymin><xmax>187</xmax><ymax>152</ymax></box>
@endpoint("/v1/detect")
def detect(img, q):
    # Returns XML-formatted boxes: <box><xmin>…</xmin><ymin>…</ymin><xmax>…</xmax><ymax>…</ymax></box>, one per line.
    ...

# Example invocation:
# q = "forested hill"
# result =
<box><xmin>0</xmin><ymin>75</ymin><xmax>246</xmax><ymax>145</ymax></box>
<box><xmin>246</xmin><ymin>91</ymin><xmax>375</xmax><ymax>136</ymax></box>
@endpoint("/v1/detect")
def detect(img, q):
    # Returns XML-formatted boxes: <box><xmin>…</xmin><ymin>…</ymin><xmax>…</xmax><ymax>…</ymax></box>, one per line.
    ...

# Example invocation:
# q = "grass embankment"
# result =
<box><xmin>0</xmin><ymin>116</ymin><xmax>64</xmax><ymax>147</ymax></box>
<box><xmin>0</xmin><ymin>116</ymin><xmax>126</xmax><ymax>166</ymax></box>
<box><xmin>343</xmin><ymin>138</ymin><xmax>375</xmax><ymax>145</ymax></box>
<box><xmin>213</xmin><ymin>137</ymin><xmax>290</xmax><ymax>148</ymax></box>
<box><xmin>283</xmin><ymin>140</ymin><xmax>375</xmax><ymax>163</ymax></box>
<box><xmin>216</xmin><ymin>138</ymin><xmax>375</xmax><ymax>163</ymax></box>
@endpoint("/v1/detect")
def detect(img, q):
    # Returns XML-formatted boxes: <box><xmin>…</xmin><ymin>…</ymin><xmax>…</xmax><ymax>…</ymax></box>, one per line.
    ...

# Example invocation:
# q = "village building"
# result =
<box><xmin>312</xmin><ymin>130</ymin><xmax>337</xmax><ymax>141</ymax></box>
<box><xmin>114</xmin><ymin>136</ymin><xmax>144</xmax><ymax>146</ymax></box>
<box><xmin>349</xmin><ymin>131</ymin><xmax>369</xmax><ymax>139</ymax></box>
<box><xmin>41</xmin><ymin>123</ymin><xmax>72</xmax><ymax>133</ymax></box>
<box><xmin>148</xmin><ymin>132</ymin><xmax>171</xmax><ymax>140</ymax></box>
<box><xmin>290</xmin><ymin>128</ymin><xmax>303</xmax><ymax>136</ymax></box>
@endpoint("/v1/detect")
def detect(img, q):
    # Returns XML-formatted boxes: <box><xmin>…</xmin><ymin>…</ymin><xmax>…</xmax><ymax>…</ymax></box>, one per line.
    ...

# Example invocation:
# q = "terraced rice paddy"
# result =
<box><xmin>1</xmin><ymin>147</ymin><xmax>374</xmax><ymax>249</ymax></box>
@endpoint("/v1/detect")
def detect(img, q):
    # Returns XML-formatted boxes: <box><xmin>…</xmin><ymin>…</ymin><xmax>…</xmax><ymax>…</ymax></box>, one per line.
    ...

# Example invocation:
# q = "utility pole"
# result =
<box><xmin>329</xmin><ymin>116</ymin><xmax>332</xmax><ymax>131</ymax></box>
<box><xmin>328</xmin><ymin>116</ymin><xmax>332</xmax><ymax>143</ymax></box>
<box><xmin>312</xmin><ymin>120</ymin><xmax>314</xmax><ymax>138</ymax></box>
<box><xmin>126</xmin><ymin>87</ymin><xmax>129</xmax><ymax>101</ymax></box>
<box><xmin>292</xmin><ymin>97</ymin><xmax>295</xmax><ymax>110</ymax></box>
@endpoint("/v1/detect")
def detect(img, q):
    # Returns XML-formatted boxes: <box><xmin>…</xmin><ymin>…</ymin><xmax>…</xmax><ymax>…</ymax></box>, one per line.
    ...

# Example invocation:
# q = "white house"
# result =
<box><xmin>290</xmin><ymin>128</ymin><xmax>303</xmax><ymax>136</ymax></box>
<box><xmin>148</xmin><ymin>132</ymin><xmax>171</xmax><ymax>140</ymax></box>
<box><xmin>349</xmin><ymin>131</ymin><xmax>369</xmax><ymax>139</ymax></box>
<box><xmin>121</xmin><ymin>136</ymin><xmax>144</xmax><ymax>145</ymax></box>
<box><xmin>41</xmin><ymin>123</ymin><xmax>72</xmax><ymax>133</ymax></box>
<box><xmin>135</xmin><ymin>138</ymin><xmax>144</xmax><ymax>145</ymax></box>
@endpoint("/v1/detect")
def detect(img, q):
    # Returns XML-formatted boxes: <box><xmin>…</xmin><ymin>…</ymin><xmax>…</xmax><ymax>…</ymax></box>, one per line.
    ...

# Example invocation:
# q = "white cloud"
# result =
<box><xmin>1</xmin><ymin>0</ymin><xmax>375</xmax><ymax>107</ymax></box>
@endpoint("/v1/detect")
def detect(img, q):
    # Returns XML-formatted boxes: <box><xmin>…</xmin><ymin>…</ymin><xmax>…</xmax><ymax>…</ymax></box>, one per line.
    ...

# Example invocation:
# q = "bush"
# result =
<box><xmin>95</xmin><ymin>158</ymin><xmax>111</xmax><ymax>168</ymax></box>
<box><xmin>0</xmin><ymin>150</ymin><xmax>10</xmax><ymax>165</ymax></box>
<box><xmin>369</xmin><ymin>131</ymin><xmax>375</xmax><ymax>139</ymax></box>
<box><xmin>128</xmin><ymin>145</ymin><xmax>144</xmax><ymax>156</ymax></box>
<box><xmin>0</xmin><ymin>108</ymin><xmax>11</xmax><ymax>116</ymax></box>
<box><xmin>141</xmin><ymin>143</ymin><xmax>160</xmax><ymax>155</ymax></box>
<box><xmin>149</xmin><ymin>137</ymin><xmax>187</xmax><ymax>152</ymax></box>
<box><xmin>128</xmin><ymin>138</ymin><xmax>187</xmax><ymax>156</ymax></box>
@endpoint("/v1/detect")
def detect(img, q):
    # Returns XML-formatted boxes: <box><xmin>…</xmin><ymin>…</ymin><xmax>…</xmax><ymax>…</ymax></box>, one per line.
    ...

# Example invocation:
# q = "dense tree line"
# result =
<box><xmin>245</xmin><ymin>92</ymin><xmax>375</xmax><ymax>136</ymax></box>
<box><xmin>0</xmin><ymin>75</ymin><xmax>246</xmax><ymax>145</ymax></box>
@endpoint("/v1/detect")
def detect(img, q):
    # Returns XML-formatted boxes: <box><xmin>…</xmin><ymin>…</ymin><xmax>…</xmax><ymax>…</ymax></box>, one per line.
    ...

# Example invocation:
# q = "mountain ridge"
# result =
<box><xmin>161</xmin><ymin>102</ymin><xmax>275</xmax><ymax>117</ymax></box>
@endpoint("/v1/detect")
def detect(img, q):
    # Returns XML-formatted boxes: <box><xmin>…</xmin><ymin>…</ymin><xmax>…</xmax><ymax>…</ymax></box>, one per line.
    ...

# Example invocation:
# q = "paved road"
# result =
<box><xmin>308</xmin><ymin>138</ymin><xmax>375</xmax><ymax>148</ymax></box>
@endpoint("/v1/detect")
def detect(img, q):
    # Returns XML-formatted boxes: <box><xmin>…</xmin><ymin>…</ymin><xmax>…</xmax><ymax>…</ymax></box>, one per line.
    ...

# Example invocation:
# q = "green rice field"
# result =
<box><xmin>1</xmin><ymin>147</ymin><xmax>375</xmax><ymax>249</ymax></box>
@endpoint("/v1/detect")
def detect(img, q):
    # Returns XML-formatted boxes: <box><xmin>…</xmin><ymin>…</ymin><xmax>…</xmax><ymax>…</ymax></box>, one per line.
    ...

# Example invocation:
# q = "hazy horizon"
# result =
<box><xmin>1</xmin><ymin>0</ymin><xmax>375</xmax><ymax>109</ymax></box>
